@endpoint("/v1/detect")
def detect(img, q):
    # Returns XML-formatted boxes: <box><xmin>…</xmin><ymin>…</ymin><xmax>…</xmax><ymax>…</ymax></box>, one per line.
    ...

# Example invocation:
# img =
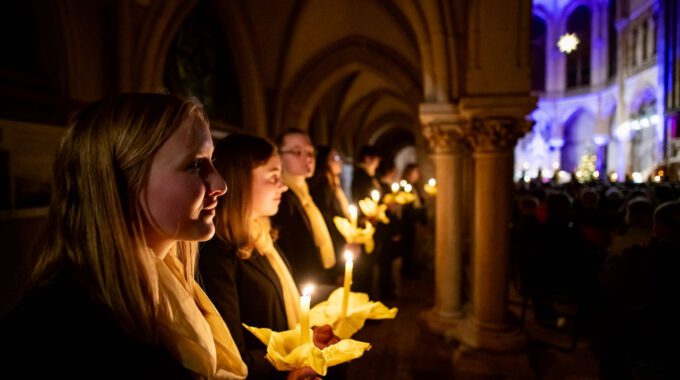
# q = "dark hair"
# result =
<box><xmin>358</xmin><ymin>145</ymin><xmax>381</xmax><ymax>162</ymax></box>
<box><xmin>653</xmin><ymin>200</ymin><xmax>680</xmax><ymax>239</ymax></box>
<box><xmin>275</xmin><ymin>127</ymin><xmax>307</xmax><ymax>148</ymax></box>
<box><xmin>213</xmin><ymin>133</ymin><xmax>277</xmax><ymax>256</ymax></box>
<box><xmin>308</xmin><ymin>145</ymin><xmax>334</xmax><ymax>190</ymax></box>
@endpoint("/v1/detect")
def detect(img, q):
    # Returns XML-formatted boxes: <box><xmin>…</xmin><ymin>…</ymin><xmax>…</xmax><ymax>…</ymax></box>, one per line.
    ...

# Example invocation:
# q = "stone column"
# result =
<box><xmin>419</xmin><ymin>104</ymin><xmax>467</xmax><ymax>333</ymax></box>
<box><xmin>460</xmin><ymin>117</ymin><xmax>529</xmax><ymax>351</ymax></box>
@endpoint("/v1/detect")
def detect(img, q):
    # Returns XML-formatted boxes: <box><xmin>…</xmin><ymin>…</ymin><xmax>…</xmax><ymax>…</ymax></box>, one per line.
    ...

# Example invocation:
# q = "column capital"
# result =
<box><xmin>419</xmin><ymin>102</ymin><xmax>468</xmax><ymax>154</ymax></box>
<box><xmin>466</xmin><ymin>117</ymin><xmax>533</xmax><ymax>153</ymax></box>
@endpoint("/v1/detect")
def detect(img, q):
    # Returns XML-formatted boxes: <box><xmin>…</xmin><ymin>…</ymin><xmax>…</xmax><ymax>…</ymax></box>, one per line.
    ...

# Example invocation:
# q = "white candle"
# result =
<box><xmin>390</xmin><ymin>182</ymin><xmax>400</xmax><ymax>193</ymax></box>
<box><xmin>428</xmin><ymin>178</ymin><xmax>436</xmax><ymax>187</ymax></box>
<box><xmin>340</xmin><ymin>250</ymin><xmax>353</xmax><ymax>320</ymax></box>
<box><xmin>370</xmin><ymin>189</ymin><xmax>380</xmax><ymax>203</ymax></box>
<box><xmin>300</xmin><ymin>284</ymin><xmax>314</xmax><ymax>345</ymax></box>
<box><xmin>348</xmin><ymin>204</ymin><xmax>358</xmax><ymax>228</ymax></box>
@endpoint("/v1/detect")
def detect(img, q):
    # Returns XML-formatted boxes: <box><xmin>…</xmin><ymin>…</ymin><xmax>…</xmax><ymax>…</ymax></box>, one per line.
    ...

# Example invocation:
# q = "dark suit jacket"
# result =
<box><xmin>271</xmin><ymin>190</ymin><xmax>332</xmax><ymax>285</ymax></box>
<box><xmin>351</xmin><ymin>166</ymin><xmax>379</xmax><ymax>204</ymax></box>
<box><xmin>199</xmin><ymin>238</ymin><xmax>289</xmax><ymax>380</ymax></box>
<box><xmin>0</xmin><ymin>269</ymin><xmax>191</xmax><ymax>379</ymax></box>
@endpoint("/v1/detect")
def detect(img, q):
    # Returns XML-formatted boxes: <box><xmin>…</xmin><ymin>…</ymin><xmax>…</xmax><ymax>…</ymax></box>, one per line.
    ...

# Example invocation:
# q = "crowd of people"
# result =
<box><xmin>511</xmin><ymin>177</ymin><xmax>680</xmax><ymax>379</ymax></box>
<box><xmin>0</xmin><ymin>93</ymin><xmax>432</xmax><ymax>379</ymax></box>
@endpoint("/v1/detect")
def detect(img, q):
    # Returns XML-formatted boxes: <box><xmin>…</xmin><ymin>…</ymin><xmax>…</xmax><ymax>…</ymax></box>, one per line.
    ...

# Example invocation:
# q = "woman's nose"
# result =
<box><xmin>208</xmin><ymin>172</ymin><xmax>227</xmax><ymax>197</ymax></box>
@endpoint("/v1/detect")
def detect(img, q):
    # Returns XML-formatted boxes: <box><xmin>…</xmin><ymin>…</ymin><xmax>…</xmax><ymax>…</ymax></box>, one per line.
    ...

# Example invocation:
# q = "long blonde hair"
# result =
<box><xmin>27</xmin><ymin>93</ymin><xmax>207</xmax><ymax>343</ymax></box>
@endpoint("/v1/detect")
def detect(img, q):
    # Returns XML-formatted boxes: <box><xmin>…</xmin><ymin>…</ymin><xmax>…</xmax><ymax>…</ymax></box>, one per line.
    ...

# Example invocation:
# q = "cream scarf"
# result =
<box><xmin>156</xmin><ymin>254</ymin><xmax>248</xmax><ymax>379</ymax></box>
<box><xmin>282</xmin><ymin>173</ymin><xmax>336</xmax><ymax>269</ymax></box>
<box><xmin>251</xmin><ymin>217</ymin><xmax>301</xmax><ymax>329</ymax></box>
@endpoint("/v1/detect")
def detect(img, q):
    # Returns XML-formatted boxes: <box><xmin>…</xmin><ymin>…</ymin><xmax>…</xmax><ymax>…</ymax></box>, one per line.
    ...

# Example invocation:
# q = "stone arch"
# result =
<box><xmin>126</xmin><ymin>0</ymin><xmax>267</xmax><ymax>134</ymax></box>
<box><xmin>561</xmin><ymin>108</ymin><xmax>596</xmax><ymax>170</ymax></box>
<box><xmin>275</xmin><ymin>36</ymin><xmax>421</xmax><ymax>136</ymax></box>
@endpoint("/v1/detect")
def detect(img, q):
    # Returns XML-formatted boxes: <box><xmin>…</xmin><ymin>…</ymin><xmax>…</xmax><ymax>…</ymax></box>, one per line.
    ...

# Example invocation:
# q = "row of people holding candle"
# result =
<box><xmin>0</xmin><ymin>95</ymin><xmax>391</xmax><ymax>380</ymax></box>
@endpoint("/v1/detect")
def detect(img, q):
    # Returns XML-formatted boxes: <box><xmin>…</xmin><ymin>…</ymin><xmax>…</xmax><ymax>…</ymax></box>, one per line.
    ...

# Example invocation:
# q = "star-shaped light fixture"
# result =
<box><xmin>557</xmin><ymin>33</ymin><xmax>579</xmax><ymax>53</ymax></box>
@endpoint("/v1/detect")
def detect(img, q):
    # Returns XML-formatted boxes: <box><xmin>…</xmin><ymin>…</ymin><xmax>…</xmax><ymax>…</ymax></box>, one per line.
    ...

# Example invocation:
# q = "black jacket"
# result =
<box><xmin>0</xmin><ymin>270</ymin><xmax>191</xmax><ymax>380</ymax></box>
<box><xmin>199</xmin><ymin>238</ymin><xmax>290</xmax><ymax>380</ymax></box>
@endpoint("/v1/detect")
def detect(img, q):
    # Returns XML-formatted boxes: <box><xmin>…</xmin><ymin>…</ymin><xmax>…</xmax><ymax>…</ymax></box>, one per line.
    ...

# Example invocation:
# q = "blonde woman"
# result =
<box><xmin>0</xmin><ymin>93</ymin><xmax>247</xmax><ymax>379</ymax></box>
<box><xmin>200</xmin><ymin>134</ymin><xmax>336</xmax><ymax>380</ymax></box>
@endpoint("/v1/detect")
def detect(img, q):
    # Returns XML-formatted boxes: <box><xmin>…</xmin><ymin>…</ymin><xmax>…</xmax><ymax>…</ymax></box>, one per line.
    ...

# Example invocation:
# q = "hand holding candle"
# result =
<box><xmin>300</xmin><ymin>284</ymin><xmax>314</xmax><ymax>345</ymax></box>
<box><xmin>340</xmin><ymin>250</ymin><xmax>353</xmax><ymax>320</ymax></box>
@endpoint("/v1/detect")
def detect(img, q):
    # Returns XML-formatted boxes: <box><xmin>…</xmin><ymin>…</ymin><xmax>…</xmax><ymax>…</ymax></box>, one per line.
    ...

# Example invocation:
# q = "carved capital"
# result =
<box><xmin>422</xmin><ymin>124</ymin><xmax>466</xmax><ymax>154</ymax></box>
<box><xmin>466</xmin><ymin>117</ymin><xmax>533</xmax><ymax>153</ymax></box>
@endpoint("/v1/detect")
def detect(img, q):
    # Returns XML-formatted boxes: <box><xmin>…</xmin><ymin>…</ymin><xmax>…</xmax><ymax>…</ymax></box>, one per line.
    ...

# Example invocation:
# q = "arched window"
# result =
<box><xmin>531</xmin><ymin>15</ymin><xmax>547</xmax><ymax>92</ymax></box>
<box><xmin>608</xmin><ymin>0</ymin><xmax>617</xmax><ymax>79</ymax></box>
<box><xmin>164</xmin><ymin>2</ymin><xmax>242</xmax><ymax>126</ymax></box>
<box><xmin>566</xmin><ymin>5</ymin><xmax>592</xmax><ymax>88</ymax></box>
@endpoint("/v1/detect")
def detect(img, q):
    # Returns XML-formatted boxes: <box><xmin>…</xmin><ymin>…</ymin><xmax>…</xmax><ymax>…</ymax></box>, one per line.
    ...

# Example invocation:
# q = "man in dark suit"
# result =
<box><xmin>351</xmin><ymin>145</ymin><xmax>382</xmax><ymax>203</ymax></box>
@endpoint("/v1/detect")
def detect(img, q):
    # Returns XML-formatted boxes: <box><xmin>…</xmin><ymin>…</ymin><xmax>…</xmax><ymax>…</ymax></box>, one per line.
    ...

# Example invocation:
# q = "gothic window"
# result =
<box><xmin>531</xmin><ymin>15</ymin><xmax>547</xmax><ymax>92</ymax></box>
<box><xmin>566</xmin><ymin>5</ymin><xmax>592</xmax><ymax>88</ymax></box>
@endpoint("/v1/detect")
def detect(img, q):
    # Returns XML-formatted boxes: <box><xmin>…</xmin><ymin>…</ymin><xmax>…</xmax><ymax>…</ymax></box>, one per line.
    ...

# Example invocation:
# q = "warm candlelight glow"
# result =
<box><xmin>299</xmin><ymin>283</ymin><xmax>314</xmax><ymax>345</ymax></box>
<box><xmin>341</xmin><ymin>250</ymin><xmax>353</xmax><ymax>320</ymax></box>
<box><xmin>610</xmin><ymin>172</ymin><xmax>618</xmax><ymax>182</ymax></box>
<box><xmin>348</xmin><ymin>204</ymin><xmax>358</xmax><ymax>228</ymax></box>
<box><xmin>403</xmin><ymin>183</ymin><xmax>413</xmax><ymax>193</ymax></box>
<box><xmin>399</xmin><ymin>179</ymin><xmax>407</xmax><ymax>187</ymax></box>
<box><xmin>390</xmin><ymin>182</ymin><xmax>400</xmax><ymax>193</ymax></box>
<box><xmin>370</xmin><ymin>189</ymin><xmax>380</xmax><ymax>202</ymax></box>
<box><xmin>427</xmin><ymin>178</ymin><xmax>436</xmax><ymax>187</ymax></box>
<box><xmin>552</xmin><ymin>161</ymin><xmax>560</xmax><ymax>170</ymax></box>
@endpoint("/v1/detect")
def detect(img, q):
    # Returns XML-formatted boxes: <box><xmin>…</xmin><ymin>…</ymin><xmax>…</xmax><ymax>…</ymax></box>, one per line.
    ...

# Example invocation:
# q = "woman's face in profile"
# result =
<box><xmin>251</xmin><ymin>154</ymin><xmax>288</xmax><ymax>218</ymax></box>
<box><xmin>328</xmin><ymin>150</ymin><xmax>343</xmax><ymax>176</ymax></box>
<box><xmin>141</xmin><ymin>117</ymin><xmax>227</xmax><ymax>253</ymax></box>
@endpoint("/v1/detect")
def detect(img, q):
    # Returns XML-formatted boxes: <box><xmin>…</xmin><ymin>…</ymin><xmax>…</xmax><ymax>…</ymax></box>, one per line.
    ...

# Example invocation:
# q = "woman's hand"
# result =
<box><xmin>287</xmin><ymin>366</ymin><xmax>320</xmax><ymax>380</ymax></box>
<box><xmin>312</xmin><ymin>324</ymin><xmax>340</xmax><ymax>349</ymax></box>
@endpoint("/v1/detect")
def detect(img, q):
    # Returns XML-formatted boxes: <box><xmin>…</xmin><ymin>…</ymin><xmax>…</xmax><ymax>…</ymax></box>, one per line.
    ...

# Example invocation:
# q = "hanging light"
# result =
<box><xmin>558</xmin><ymin>33</ymin><xmax>580</xmax><ymax>53</ymax></box>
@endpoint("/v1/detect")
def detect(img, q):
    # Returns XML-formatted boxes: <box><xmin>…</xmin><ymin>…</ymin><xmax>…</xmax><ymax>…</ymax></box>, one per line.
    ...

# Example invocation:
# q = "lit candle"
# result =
<box><xmin>300</xmin><ymin>284</ymin><xmax>314</xmax><ymax>345</ymax></box>
<box><xmin>348</xmin><ymin>204</ymin><xmax>358</xmax><ymax>228</ymax></box>
<box><xmin>390</xmin><ymin>182</ymin><xmax>399</xmax><ymax>193</ymax></box>
<box><xmin>428</xmin><ymin>178</ymin><xmax>436</xmax><ymax>187</ymax></box>
<box><xmin>404</xmin><ymin>183</ymin><xmax>413</xmax><ymax>193</ymax></box>
<box><xmin>399</xmin><ymin>179</ymin><xmax>407</xmax><ymax>188</ymax></box>
<box><xmin>370</xmin><ymin>189</ymin><xmax>380</xmax><ymax>202</ymax></box>
<box><xmin>340</xmin><ymin>250</ymin><xmax>353</xmax><ymax>320</ymax></box>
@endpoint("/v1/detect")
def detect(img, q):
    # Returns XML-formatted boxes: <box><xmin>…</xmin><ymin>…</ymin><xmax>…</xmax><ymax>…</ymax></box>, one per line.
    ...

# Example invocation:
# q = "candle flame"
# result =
<box><xmin>404</xmin><ymin>183</ymin><xmax>413</xmax><ymax>193</ymax></box>
<box><xmin>344</xmin><ymin>250</ymin><xmax>353</xmax><ymax>262</ymax></box>
<box><xmin>399</xmin><ymin>180</ymin><xmax>407</xmax><ymax>187</ymax></box>
<box><xmin>428</xmin><ymin>178</ymin><xmax>436</xmax><ymax>187</ymax></box>
<box><xmin>370</xmin><ymin>190</ymin><xmax>380</xmax><ymax>202</ymax></box>
<box><xmin>302</xmin><ymin>284</ymin><xmax>315</xmax><ymax>296</ymax></box>
<box><xmin>390</xmin><ymin>183</ymin><xmax>400</xmax><ymax>192</ymax></box>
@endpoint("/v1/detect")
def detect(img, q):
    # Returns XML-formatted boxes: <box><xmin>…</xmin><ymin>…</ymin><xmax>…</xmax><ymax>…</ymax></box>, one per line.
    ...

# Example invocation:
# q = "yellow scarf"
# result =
<box><xmin>156</xmin><ymin>254</ymin><xmax>248</xmax><ymax>379</ymax></box>
<box><xmin>251</xmin><ymin>217</ymin><xmax>301</xmax><ymax>329</ymax></box>
<box><xmin>282</xmin><ymin>173</ymin><xmax>337</xmax><ymax>269</ymax></box>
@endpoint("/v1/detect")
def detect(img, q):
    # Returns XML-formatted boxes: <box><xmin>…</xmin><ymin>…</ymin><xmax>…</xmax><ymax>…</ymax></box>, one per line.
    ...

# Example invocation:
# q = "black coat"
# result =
<box><xmin>271</xmin><ymin>190</ymin><xmax>332</xmax><ymax>285</ymax></box>
<box><xmin>199</xmin><ymin>238</ymin><xmax>290</xmax><ymax>380</ymax></box>
<box><xmin>351</xmin><ymin>166</ymin><xmax>378</xmax><ymax>203</ymax></box>
<box><xmin>0</xmin><ymin>270</ymin><xmax>191</xmax><ymax>380</ymax></box>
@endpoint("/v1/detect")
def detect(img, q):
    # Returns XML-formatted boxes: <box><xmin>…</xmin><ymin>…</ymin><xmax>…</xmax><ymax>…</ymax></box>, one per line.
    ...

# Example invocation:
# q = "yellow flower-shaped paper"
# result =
<box><xmin>423</xmin><ymin>183</ymin><xmax>437</xmax><ymax>196</ymax></box>
<box><xmin>333</xmin><ymin>217</ymin><xmax>375</xmax><ymax>253</ymax></box>
<box><xmin>310</xmin><ymin>287</ymin><xmax>398</xmax><ymax>339</ymax></box>
<box><xmin>358</xmin><ymin>197</ymin><xmax>390</xmax><ymax>224</ymax></box>
<box><xmin>243</xmin><ymin>324</ymin><xmax>371</xmax><ymax>376</ymax></box>
<box><xmin>383</xmin><ymin>191</ymin><xmax>416</xmax><ymax>205</ymax></box>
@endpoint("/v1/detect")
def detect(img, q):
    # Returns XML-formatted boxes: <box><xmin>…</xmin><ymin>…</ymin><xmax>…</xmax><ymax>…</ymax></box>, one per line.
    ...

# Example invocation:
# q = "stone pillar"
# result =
<box><xmin>419</xmin><ymin>104</ymin><xmax>467</xmax><ymax>333</ymax></box>
<box><xmin>460</xmin><ymin>117</ymin><xmax>529</xmax><ymax>351</ymax></box>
